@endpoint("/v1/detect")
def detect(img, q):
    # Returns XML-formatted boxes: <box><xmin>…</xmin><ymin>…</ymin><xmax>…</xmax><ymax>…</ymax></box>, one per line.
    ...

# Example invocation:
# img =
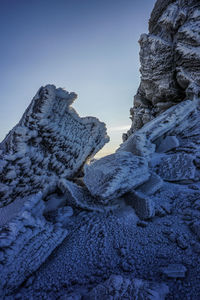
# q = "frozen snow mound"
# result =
<box><xmin>84</xmin><ymin>151</ymin><xmax>150</xmax><ymax>201</ymax></box>
<box><xmin>0</xmin><ymin>85</ymin><xmax>109</xmax><ymax>207</ymax></box>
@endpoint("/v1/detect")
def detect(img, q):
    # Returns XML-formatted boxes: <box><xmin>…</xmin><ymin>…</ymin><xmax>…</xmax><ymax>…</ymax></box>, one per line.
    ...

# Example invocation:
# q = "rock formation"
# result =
<box><xmin>123</xmin><ymin>0</ymin><xmax>200</xmax><ymax>141</ymax></box>
<box><xmin>0</xmin><ymin>85</ymin><xmax>109</xmax><ymax>207</ymax></box>
<box><xmin>1</xmin><ymin>0</ymin><xmax>200</xmax><ymax>299</ymax></box>
<box><xmin>58</xmin><ymin>178</ymin><xmax>124</xmax><ymax>212</ymax></box>
<box><xmin>84</xmin><ymin>151</ymin><xmax>149</xmax><ymax>202</ymax></box>
<box><xmin>0</xmin><ymin>193</ymin><xmax>70</xmax><ymax>296</ymax></box>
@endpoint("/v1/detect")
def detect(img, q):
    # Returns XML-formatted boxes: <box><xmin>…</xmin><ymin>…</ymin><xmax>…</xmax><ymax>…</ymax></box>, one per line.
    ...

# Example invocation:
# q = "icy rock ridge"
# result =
<box><xmin>124</xmin><ymin>0</ymin><xmax>200</xmax><ymax>140</ymax></box>
<box><xmin>0</xmin><ymin>85</ymin><xmax>109</xmax><ymax>207</ymax></box>
<box><xmin>115</xmin><ymin>98</ymin><xmax>199</xmax><ymax>218</ymax></box>
<box><xmin>82</xmin><ymin>98</ymin><xmax>200</xmax><ymax>218</ymax></box>
<box><xmin>0</xmin><ymin>193</ymin><xmax>71</xmax><ymax>296</ymax></box>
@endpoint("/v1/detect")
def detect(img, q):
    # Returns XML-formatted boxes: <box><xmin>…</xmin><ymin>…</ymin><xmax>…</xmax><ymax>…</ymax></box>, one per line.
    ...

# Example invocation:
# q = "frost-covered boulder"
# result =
<box><xmin>0</xmin><ymin>193</ymin><xmax>69</xmax><ymax>295</ymax></box>
<box><xmin>119</xmin><ymin>96</ymin><xmax>200</xmax><ymax>186</ymax></box>
<box><xmin>0</xmin><ymin>85</ymin><xmax>109</xmax><ymax>207</ymax></box>
<box><xmin>120</xmin><ymin>99</ymin><xmax>196</xmax><ymax>157</ymax></box>
<box><xmin>156</xmin><ymin>136</ymin><xmax>179</xmax><ymax>153</ymax></box>
<box><xmin>124</xmin><ymin>0</ymin><xmax>200</xmax><ymax>140</ymax></box>
<box><xmin>58</xmin><ymin>179</ymin><xmax>124</xmax><ymax>212</ymax></box>
<box><xmin>126</xmin><ymin>191</ymin><xmax>155</xmax><ymax>220</ymax></box>
<box><xmin>155</xmin><ymin>153</ymin><xmax>196</xmax><ymax>182</ymax></box>
<box><xmin>136</xmin><ymin>172</ymin><xmax>163</xmax><ymax>196</ymax></box>
<box><xmin>84</xmin><ymin>151</ymin><xmax>150</xmax><ymax>201</ymax></box>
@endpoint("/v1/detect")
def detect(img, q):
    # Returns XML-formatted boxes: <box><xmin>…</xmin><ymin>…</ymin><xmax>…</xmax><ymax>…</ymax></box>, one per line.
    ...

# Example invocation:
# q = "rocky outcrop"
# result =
<box><xmin>124</xmin><ymin>0</ymin><xmax>200</xmax><ymax>140</ymax></box>
<box><xmin>84</xmin><ymin>151</ymin><xmax>149</xmax><ymax>201</ymax></box>
<box><xmin>0</xmin><ymin>193</ymin><xmax>70</xmax><ymax>296</ymax></box>
<box><xmin>121</xmin><ymin>98</ymin><xmax>200</xmax><ymax>178</ymax></box>
<box><xmin>58</xmin><ymin>179</ymin><xmax>124</xmax><ymax>212</ymax></box>
<box><xmin>0</xmin><ymin>85</ymin><xmax>109</xmax><ymax>207</ymax></box>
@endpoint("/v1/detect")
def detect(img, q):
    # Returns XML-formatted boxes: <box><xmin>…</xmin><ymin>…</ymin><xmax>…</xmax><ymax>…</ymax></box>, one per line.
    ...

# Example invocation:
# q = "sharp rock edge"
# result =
<box><xmin>0</xmin><ymin>84</ymin><xmax>109</xmax><ymax>207</ymax></box>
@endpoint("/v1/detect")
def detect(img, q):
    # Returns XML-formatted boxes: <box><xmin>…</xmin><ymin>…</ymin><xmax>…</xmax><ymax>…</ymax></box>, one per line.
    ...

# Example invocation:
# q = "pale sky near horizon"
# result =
<box><xmin>0</xmin><ymin>0</ymin><xmax>156</xmax><ymax>157</ymax></box>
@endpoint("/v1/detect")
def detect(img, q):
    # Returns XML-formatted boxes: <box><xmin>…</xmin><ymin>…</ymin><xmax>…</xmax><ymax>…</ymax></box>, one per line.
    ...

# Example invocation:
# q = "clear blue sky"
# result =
<box><xmin>0</xmin><ymin>0</ymin><xmax>156</xmax><ymax>157</ymax></box>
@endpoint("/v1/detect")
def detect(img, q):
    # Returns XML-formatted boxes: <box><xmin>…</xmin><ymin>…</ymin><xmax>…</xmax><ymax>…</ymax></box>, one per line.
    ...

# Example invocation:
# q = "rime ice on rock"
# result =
<box><xmin>155</xmin><ymin>153</ymin><xmax>196</xmax><ymax>182</ymax></box>
<box><xmin>124</xmin><ymin>0</ymin><xmax>200</xmax><ymax>140</ymax></box>
<box><xmin>126</xmin><ymin>191</ymin><xmax>155</xmax><ymax>220</ymax></box>
<box><xmin>119</xmin><ymin>98</ymin><xmax>200</xmax><ymax>186</ymax></box>
<box><xmin>120</xmin><ymin>99</ymin><xmax>196</xmax><ymax>157</ymax></box>
<box><xmin>84</xmin><ymin>151</ymin><xmax>150</xmax><ymax>201</ymax></box>
<box><xmin>58</xmin><ymin>179</ymin><xmax>124</xmax><ymax>212</ymax></box>
<box><xmin>136</xmin><ymin>172</ymin><xmax>163</xmax><ymax>196</ymax></box>
<box><xmin>0</xmin><ymin>193</ymin><xmax>70</xmax><ymax>295</ymax></box>
<box><xmin>0</xmin><ymin>85</ymin><xmax>109</xmax><ymax>207</ymax></box>
<box><xmin>156</xmin><ymin>136</ymin><xmax>179</xmax><ymax>153</ymax></box>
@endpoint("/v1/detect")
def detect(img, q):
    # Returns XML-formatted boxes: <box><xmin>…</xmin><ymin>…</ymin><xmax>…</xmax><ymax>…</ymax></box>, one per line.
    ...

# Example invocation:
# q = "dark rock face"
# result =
<box><xmin>124</xmin><ymin>0</ymin><xmax>200</xmax><ymax>140</ymax></box>
<box><xmin>0</xmin><ymin>85</ymin><xmax>109</xmax><ymax>207</ymax></box>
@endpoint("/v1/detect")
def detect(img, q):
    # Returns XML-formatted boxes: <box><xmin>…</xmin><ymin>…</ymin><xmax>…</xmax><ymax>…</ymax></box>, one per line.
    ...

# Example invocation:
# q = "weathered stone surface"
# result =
<box><xmin>84</xmin><ymin>151</ymin><xmax>149</xmax><ymax>201</ymax></box>
<box><xmin>126</xmin><ymin>191</ymin><xmax>155</xmax><ymax>220</ymax></box>
<box><xmin>124</xmin><ymin>0</ymin><xmax>200</xmax><ymax>140</ymax></box>
<box><xmin>136</xmin><ymin>172</ymin><xmax>163</xmax><ymax>195</ymax></box>
<box><xmin>156</xmin><ymin>136</ymin><xmax>179</xmax><ymax>153</ymax></box>
<box><xmin>155</xmin><ymin>153</ymin><xmax>196</xmax><ymax>182</ymax></box>
<box><xmin>0</xmin><ymin>85</ymin><xmax>109</xmax><ymax>207</ymax></box>
<box><xmin>120</xmin><ymin>99</ymin><xmax>196</xmax><ymax>157</ymax></box>
<box><xmin>161</xmin><ymin>264</ymin><xmax>187</xmax><ymax>278</ymax></box>
<box><xmin>58</xmin><ymin>179</ymin><xmax>123</xmax><ymax>212</ymax></box>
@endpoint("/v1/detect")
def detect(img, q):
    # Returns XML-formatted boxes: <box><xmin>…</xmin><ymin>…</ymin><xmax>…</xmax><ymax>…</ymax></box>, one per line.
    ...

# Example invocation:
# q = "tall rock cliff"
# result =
<box><xmin>123</xmin><ymin>0</ymin><xmax>200</xmax><ymax>141</ymax></box>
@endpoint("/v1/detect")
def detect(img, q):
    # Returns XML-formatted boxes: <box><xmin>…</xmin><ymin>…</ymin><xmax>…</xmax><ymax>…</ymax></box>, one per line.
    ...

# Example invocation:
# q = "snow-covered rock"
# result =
<box><xmin>120</xmin><ymin>99</ymin><xmax>196</xmax><ymax>157</ymax></box>
<box><xmin>126</xmin><ymin>191</ymin><xmax>155</xmax><ymax>220</ymax></box>
<box><xmin>0</xmin><ymin>85</ymin><xmax>109</xmax><ymax>207</ymax></box>
<box><xmin>155</xmin><ymin>153</ymin><xmax>196</xmax><ymax>182</ymax></box>
<box><xmin>136</xmin><ymin>172</ymin><xmax>163</xmax><ymax>195</ymax></box>
<box><xmin>119</xmin><ymin>96</ymin><xmax>200</xmax><ymax>187</ymax></box>
<box><xmin>58</xmin><ymin>179</ymin><xmax>124</xmax><ymax>212</ymax></box>
<box><xmin>124</xmin><ymin>0</ymin><xmax>200</xmax><ymax>140</ymax></box>
<box><xmin>84</xmin><ymin>151</ymin><xmax>150</xmax><ymax>201</ymax></box>
<box><xmin>156</xmin><ymin>136</ymin><xmax>180</xmax><ymax>153</ymax></box>
<box><xmin>0</xmin><ymin>193</ymin><xmax>69</xmax><ymax>295</ymax></box>
<box><xmin>43</xmin><ymin>193</ymin><xmax>67</xmax><ymax>213</ymax></box>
